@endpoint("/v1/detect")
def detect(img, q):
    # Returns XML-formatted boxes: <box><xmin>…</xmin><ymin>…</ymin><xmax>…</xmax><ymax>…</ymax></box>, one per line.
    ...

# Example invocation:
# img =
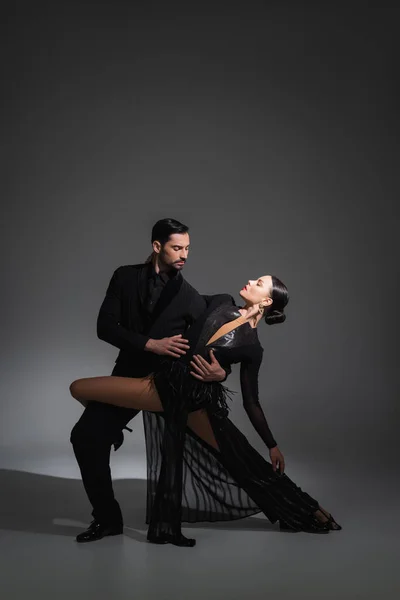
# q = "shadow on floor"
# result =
<box><xmin>0</xmin><ymin>469</ymin><xmax>276</xmax><ymax>539</ymax></box>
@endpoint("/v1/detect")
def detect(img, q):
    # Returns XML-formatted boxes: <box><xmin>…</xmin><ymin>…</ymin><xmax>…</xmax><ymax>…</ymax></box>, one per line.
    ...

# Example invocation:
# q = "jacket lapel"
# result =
<box><xmin>128</xmin><ymin>263</ymin><xmax>152</xmax><ymax>332</ymax></box>
<box><xmin>137</xmin><ymin>262</ymin><xmax>152</xmax><ymax>307</ymax></box>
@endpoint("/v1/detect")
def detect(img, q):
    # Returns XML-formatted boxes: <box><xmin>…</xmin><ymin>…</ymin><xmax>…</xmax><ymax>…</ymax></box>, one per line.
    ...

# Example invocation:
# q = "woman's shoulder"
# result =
<box><xmin>240</xmin><ymin>334</ymin><xmax>264</xmax><ymax>362</ymax></box>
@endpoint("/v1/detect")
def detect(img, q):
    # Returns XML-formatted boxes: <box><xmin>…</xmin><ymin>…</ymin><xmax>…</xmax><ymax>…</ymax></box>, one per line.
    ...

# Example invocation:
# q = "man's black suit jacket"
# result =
<box><xmin>97</xmin><ymin>262</ymin><xmax>208</xmax><ymax>378</ymax></box>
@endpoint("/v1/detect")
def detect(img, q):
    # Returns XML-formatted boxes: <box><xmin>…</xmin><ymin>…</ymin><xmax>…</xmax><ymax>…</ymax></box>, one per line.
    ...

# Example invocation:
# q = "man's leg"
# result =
<box><xmin>70</xmin><ymin>400</ymin><xmax>139</xmax><ymax>528</ymax></box>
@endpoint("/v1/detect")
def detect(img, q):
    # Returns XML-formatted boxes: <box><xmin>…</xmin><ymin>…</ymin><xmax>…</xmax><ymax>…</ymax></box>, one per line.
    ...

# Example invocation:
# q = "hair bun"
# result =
<box><xmin>265</xmin><ymin>308</ymin><xmax>286</xmax><ymax>326</ymax></box>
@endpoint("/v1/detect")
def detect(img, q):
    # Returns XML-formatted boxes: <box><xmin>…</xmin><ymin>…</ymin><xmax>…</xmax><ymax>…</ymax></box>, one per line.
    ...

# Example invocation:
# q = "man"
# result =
<box><xmin>71</xmin><ymin>218</ymin><xmax>228</xmax><ymax>543</ymax></box>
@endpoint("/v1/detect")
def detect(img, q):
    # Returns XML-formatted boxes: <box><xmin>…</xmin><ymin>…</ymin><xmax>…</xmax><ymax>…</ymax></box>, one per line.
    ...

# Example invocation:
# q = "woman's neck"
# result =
<box><xmin>238</xmin><ymin>304</ymin><xmax>263</xmax><ymax>328</ymax></box>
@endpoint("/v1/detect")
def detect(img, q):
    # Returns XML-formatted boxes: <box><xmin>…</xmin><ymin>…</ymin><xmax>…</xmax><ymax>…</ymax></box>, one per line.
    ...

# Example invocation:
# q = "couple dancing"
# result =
<box><xmin>70</xmin><ymin>218</ymin><xmax>341</xmax><ymax>547</ymax></box>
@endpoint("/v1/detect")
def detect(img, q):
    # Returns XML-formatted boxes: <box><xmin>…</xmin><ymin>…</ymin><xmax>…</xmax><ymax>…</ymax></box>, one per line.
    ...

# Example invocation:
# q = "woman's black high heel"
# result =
<box><xmin>318</xmin><ymin>508</ymin><xmax>342</xmax><ymax>531</ymax></box>
<box><xmin>279</xmin><ymin>519</ymin><xmax>330</xmax><ymax>534</ymax></box>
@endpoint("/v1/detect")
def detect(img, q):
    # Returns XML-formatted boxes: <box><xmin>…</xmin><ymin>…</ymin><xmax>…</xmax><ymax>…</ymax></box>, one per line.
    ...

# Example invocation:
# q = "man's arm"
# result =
<box><xmin>201</xmin><ymin>294</ymin><xmax>214</xmax><ymax>307</ymax></box>
<box><xmin>97</xmin><ymin>267</ymin><xmax>191</xmax><ymax>357</ymax></box>
<box><xmin>97</xmin><ymin>267</ymin><xmax>150</xmax><ymax>353</ymax></box>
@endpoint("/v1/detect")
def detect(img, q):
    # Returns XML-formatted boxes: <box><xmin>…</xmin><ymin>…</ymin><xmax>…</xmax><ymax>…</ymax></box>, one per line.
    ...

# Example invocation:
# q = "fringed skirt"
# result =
<box><xmin>144</xmin><ymin>358</ymin><xmax>328</xmax><ymax>537</ymax></box>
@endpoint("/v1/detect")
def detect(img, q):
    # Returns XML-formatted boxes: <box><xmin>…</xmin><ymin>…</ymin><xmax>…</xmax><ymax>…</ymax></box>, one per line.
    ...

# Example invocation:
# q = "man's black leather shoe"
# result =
<box><xmin>76</xmin><ymin>520</ymin><xmax>123</xmax><ymax>543</ymax></box>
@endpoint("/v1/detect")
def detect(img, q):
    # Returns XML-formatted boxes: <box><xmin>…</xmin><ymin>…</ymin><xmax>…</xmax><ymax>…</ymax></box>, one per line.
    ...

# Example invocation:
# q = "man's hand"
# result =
<box><xmin>145</xmin><ymin>335</ymin><xmax>190</xmax><ymax>358</ymax></box>
<box><xmin>190</xmin><ymin>349</ymin><xmax>226</xmax><ymax>382</ymax></box>
<box><xmin>269</xmin><ymin>446</ymin><xmax>285</xmax><ymax>474</ymax></box>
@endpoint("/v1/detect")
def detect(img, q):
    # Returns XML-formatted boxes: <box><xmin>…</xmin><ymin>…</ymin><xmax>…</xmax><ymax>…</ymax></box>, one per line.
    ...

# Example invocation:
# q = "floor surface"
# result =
<box><xmin>0</xmin><ymin>448</ymin><xmax>398</xmax><ymax>600</ymax></box>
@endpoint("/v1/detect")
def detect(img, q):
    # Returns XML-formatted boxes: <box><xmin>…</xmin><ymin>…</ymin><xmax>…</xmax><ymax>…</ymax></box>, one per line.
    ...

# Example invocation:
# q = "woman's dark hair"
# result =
<box><xmin>264</xmin><ymin>275</ymin><xmax>289</xmax><ymax>326</ymax></box>
<box><xmin>151</xmin><ymin>218</ymin><xmax>189</xmax><ymax>246</ymax></box>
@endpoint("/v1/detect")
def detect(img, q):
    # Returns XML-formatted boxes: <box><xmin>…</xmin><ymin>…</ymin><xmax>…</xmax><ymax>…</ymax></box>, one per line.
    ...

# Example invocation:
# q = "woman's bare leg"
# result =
<box><xmin>187</xmin><ymin>409</ymin><xmax>220</xmax><ymax>451</ymax></box>
<box><xmin>69</xmin><ymin>376</ymin><xmax>163</xmax><ymax>412</ymax></box>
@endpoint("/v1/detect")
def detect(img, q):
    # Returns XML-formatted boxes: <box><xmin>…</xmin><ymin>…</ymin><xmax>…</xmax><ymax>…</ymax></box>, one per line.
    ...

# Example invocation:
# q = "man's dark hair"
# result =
<box><xmin>151</xmin><ymin>218</ymin><xmax>189</xmax><ymax>246</ymax></box>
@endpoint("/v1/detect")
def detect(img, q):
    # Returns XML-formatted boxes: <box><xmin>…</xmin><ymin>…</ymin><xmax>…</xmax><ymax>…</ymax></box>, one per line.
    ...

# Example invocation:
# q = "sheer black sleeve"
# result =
<box><xmin>240</xmin><ymin>348</ymin><xmax>277</xmax><ymax>449</ymax></box>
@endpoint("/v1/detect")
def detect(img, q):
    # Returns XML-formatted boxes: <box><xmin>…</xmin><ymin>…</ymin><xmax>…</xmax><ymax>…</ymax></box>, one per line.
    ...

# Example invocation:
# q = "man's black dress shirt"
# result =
<box><xmin>145</xmin><ymin>265</ymin><xmax>176</xmax><ymax>314</ymax></box>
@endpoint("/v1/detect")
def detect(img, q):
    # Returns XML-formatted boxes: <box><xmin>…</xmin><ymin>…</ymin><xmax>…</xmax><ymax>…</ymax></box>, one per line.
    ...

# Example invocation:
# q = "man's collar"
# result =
<box><xmin>148</xmin><ymin>263</ymin><xmax>157</xmax><ymax>279</ymax></box>
<box><xmin>148</xmin><ymin>261</ymin><xmax>179</xmax><ymax>281</ymax></box>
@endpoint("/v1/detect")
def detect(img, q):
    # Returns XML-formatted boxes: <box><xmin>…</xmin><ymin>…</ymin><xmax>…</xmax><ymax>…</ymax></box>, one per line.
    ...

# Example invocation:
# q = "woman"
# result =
<box><xmin>70</xmin><ymin>275</ymin><xmax>341</xmax><ymax>546</ymax></box>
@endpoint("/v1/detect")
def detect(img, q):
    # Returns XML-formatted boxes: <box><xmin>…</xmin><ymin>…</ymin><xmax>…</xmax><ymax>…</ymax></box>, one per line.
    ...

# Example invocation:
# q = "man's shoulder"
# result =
<box><xmin>180</xmin><ymin>276</ymin><xmax>199</xmax><ymax>294</ymax></box>
<box><xmin>179</xmin><ymin>280</ymin><xmax>234</xmax><ymax>302</ymax></box>
<box><xmin>114</xmin><ymin>263</ymin><xmax>148</xmax><ymax>277</ymax></box>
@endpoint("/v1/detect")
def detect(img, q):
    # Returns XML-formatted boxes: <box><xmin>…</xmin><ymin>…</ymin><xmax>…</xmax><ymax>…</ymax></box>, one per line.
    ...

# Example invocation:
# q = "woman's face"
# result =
<box><xmin>239</xmin><ymin>275</ymin><xmax>273</xmax><ymax>308</ymax></box>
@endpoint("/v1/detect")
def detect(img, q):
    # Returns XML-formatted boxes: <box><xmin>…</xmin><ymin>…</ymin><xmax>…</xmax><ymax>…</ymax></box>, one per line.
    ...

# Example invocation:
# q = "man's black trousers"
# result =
<box><xmin>70</xmin><ymin>363</ymin><xmax>140</xmax><ymax>526</ymax></box>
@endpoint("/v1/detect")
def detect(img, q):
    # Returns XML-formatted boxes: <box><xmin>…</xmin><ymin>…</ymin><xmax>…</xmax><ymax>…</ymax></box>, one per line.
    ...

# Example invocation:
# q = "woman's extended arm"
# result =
<box><xmin>239</xmin><ymin>349</ymin><xmax>277</xmax><ymax>449</ymax></box>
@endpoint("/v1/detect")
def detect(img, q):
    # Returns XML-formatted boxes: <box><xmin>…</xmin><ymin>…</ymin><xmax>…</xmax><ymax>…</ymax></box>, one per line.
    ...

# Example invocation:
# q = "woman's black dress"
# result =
<box><xmin>143</xmin><ymin>294</ymin><xmax>329</xmax><ymax>541</ymax></box>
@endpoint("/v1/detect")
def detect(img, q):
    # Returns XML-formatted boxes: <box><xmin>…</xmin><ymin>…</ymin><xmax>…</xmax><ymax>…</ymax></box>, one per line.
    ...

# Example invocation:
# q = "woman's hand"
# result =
<box><xmin>269</xmin><ymin>446</ymin><xmax>285</xmax><ymax>473</ymax></box>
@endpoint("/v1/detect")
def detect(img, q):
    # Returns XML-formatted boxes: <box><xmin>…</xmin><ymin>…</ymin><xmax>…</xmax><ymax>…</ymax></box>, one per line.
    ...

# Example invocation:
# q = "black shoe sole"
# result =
<box><xmin>147</xmin><ymin>533</ymin><xmax>196</xmax><ymax>547</ymax></box>
<box><xmin>76</xmin><ymin>529</ymin><xmax>123</xmax><ymax>543</ymax></box>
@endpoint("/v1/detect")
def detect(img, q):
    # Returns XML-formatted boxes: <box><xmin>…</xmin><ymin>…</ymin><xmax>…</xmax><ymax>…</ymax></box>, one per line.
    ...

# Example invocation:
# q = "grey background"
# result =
<box><xmin>1</xmin><ymin>2</ymin><xmax>399</xmax><ymax>599</ymax></box>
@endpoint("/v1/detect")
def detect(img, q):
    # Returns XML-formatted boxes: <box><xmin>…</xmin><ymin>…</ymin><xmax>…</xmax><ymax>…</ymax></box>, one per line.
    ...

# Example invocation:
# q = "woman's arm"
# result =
<box><xmin>240</xmin><ymin>349</ymin><xmax>285</xmax><ymax>471</ymax></box>
<box><xmin>239</xmin><ymin>349</ymin><xmax>278</xmax><ymax>450</ymax></box>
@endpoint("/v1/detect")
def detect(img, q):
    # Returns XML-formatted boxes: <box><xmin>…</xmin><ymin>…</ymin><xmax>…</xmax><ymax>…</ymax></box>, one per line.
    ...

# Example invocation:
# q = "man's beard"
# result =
<box><xmin>170</xmin><ymin>260</ymin><xmax>186</xmax><ymax>271</ymax></box>
<box><xmin>159</xmin><ymin>252</ymin><xmax>186</xmax><ymax>271</ymax></box>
